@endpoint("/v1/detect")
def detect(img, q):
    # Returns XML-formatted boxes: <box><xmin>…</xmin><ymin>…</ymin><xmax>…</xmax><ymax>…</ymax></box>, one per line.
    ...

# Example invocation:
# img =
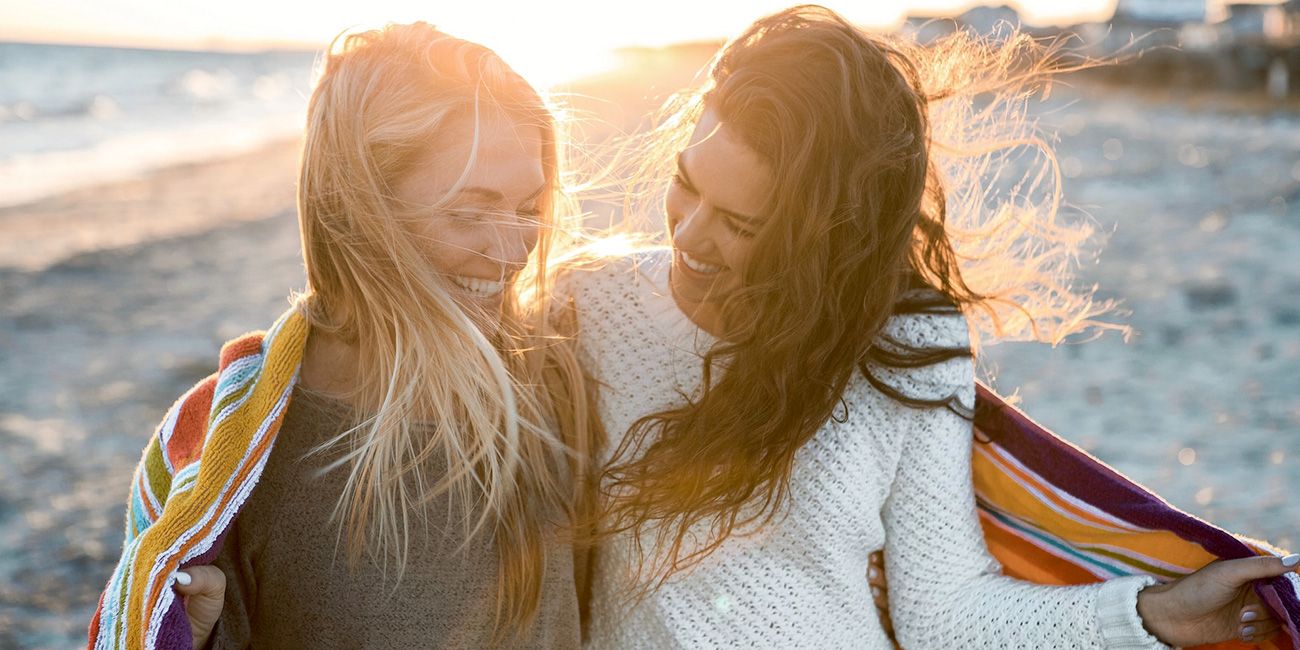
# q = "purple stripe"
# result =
<box><xmin>974</xmin><ymin>382</ymin><xmax>1300</xmax><ymax>646</ymax></box>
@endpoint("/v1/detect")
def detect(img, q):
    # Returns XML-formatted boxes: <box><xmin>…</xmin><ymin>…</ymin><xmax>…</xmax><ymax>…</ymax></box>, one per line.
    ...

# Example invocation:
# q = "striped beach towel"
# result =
<box><xmin>973</xmin><ymin>382</ymin><xmax>1300</xmax><ymax>649</ymax></box>
<box><xmin>88</xmin><ymin>308</ymin><xmax>308</xmax><ymax>650</ymax></box>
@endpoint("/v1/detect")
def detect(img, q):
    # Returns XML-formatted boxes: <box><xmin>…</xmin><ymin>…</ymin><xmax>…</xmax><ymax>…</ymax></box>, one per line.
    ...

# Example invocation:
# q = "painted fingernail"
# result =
<box><xmin>871</xmin><ymin>586</ymin><xmax>882</xmax><ymax>598</ymax></box>
<box><xmin>868</xmin><ymin>567</ymin><xmax>879</xmax><ymax>579</ymax></box>
<box><xmin>172</xmin><ymin>570</ymin><xmax>192</xmax><ymax>586</ymax></box>
<box><xmin>1282</xmin><ymin>553</ymin><xmax>1300</xmax><ymax>567</ymax></box>
<box><xmin>1242</xmin><ymin>625</ymin><xmax>1257</xmax><ymax>637</ymax></box>
<box><xmin>1241</xmin><ymin>610</ymin><xmax>1259</xmax><ymax>623</ymax></box>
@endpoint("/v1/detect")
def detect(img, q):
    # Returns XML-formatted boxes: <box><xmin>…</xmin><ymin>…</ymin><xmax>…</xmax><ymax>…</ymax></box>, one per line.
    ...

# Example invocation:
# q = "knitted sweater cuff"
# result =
<box><xmin>1096</xmin><ymin>575</ymin><xmax>1171</xmax><ymax>650</ymax></box>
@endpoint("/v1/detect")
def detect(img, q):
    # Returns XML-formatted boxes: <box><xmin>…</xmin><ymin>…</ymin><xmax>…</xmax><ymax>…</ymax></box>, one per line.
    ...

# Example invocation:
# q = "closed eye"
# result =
<box><xmin>722</xmin><ymin>216</ymin><xmax>754</xmax><ymax>238</ymax></box>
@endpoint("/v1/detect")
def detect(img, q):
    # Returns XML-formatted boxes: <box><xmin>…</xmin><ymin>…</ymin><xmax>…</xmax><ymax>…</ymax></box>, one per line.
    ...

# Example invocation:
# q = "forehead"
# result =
<box><xmin>395</xmin><ymin>114</ymin><xmax>546</xmax><ymax>204</ymax></box>
<box><xmin>681</xmin><ymin>109</ymin><xmax>773</xmax><ymax>217</ymax></box>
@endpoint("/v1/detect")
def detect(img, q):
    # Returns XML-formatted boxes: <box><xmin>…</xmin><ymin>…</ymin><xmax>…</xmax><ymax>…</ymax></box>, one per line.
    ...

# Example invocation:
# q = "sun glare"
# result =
<box><xmin>2</xmin><ymin>0</ymin><xmax>1115</xmax><ymax>88</ymax></box>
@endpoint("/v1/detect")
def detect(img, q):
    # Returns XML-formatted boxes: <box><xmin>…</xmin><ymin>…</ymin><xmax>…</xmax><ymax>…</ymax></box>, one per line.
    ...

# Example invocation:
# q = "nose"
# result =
<box><xmin>671</xmin><ymin>203</ymin><xmax>714</xmax><ymax>256</ymax></box>
<box><xmin>486</xmin><ymin>219</ymin><xmax>537</xmax><ymax>275</ymax></box>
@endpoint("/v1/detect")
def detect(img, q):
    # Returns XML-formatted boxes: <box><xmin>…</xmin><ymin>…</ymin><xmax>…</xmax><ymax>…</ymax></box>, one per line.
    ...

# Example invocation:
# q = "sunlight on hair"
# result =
<box><xmin>296</xmin><ymin>22</ymin><xmax>600</xmax><ymax>642</ymax></box>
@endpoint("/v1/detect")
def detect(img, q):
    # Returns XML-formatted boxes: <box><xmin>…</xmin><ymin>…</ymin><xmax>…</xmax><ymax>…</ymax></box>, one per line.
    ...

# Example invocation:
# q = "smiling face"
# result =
<box><xmin>392</xmin><ymin>113</ymin><xmax>545</xmax><ymax>310</ymax></box>
<box><xmin>666</xmin><ymin>109</ymin><xmax>774</xmax><ymax>336</ymax></box>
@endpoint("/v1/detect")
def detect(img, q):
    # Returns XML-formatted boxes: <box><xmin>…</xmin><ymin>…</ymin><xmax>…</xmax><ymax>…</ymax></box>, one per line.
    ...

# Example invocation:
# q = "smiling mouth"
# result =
<box><xmin>678</xmin><ymin>250</ymin><xmax>724</xmax><ymax>275</ymax></box>
<box><xmin>451</xmin><ymin>275</ymin><xmax>506</xmax><ymax>297</ymax></box>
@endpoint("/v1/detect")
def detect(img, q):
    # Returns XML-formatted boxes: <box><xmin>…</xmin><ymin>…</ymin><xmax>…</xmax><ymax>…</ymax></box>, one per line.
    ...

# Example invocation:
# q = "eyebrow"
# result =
<box><xmin>676</xmin><ymin>154</ymin><xmax>761</xmax><ymax>225</ymax></box>
<box><xmin>454</xmin><ymin>183</ymin><xmax>546</xmax><ymax>206</ymax></box>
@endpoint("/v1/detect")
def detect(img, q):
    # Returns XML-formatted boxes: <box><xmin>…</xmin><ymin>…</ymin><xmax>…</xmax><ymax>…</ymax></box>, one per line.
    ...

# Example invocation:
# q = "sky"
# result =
<box><xmin>3</xmin><ymin>0</ymin><xmax>1119</xmax><ymax>87</ymax></box>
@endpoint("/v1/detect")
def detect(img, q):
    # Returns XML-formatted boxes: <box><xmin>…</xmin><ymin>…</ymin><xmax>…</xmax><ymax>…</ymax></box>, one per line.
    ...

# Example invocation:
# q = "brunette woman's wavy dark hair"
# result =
<box><xmin>593</xmin><ymin>4</ymin><xmax>1124</xmax><ymax>591</ymax></box>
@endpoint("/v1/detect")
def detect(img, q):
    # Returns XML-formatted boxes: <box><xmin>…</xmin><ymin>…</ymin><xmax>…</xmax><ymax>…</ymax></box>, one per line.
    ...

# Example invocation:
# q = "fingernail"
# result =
<box><xmin>1242</xmin><ymin>625</ymin><xmax>1257</xmax><ymax>637</ymax></box>
<box><xmin>1241</xmin><ymin>610</ymin><xmax>1259</xmax><ymax>622</ymax></box>
<box><xmin>172</xmin><ymin>570</ymin><xmax>192</xmax><ymax>586</ymax></box>
<box><xmin>868</xmin><ymin>567</ymin><xmax>879</xmax><ymax>579</ymax></box>
<box><xmin>1282</xmin><ymin>553</ymin><xmax>1300</xmax><ymax>567</ymax></box>
<box><xmin>871</xmin><ymin>586</ymin><xmax>882</xmax><ymax>598</ymax></box>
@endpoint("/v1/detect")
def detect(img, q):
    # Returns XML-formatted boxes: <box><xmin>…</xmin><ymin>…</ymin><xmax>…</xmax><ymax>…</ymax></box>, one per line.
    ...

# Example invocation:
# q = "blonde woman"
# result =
<box><xmin>563</xmin><ymin>6</ymin><xmax>1298</xmax><ymax>649</ymax></box>
<box><xmin>89</xmin><ymin>23</ymin><xmax>598</xmax><ymax>649</ymax></box>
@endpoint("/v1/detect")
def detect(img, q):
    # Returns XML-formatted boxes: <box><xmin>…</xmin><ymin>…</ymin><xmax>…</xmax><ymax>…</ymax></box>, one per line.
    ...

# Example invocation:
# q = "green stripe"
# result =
<box><xmin>983</xmin><ymin>504</ymin><xmax>1186</xmax><ymax>579</ymax></box>
<box><xmin>985</xmin><ymin>507</ymin><xmax>1129</xmax><ymax>576</ymax></box>
<box><xmin>142</xmin><ymin>437</ymin><xmax>171</xmax><ymax>510</ymax></box>
<box><xmin>211</xmin><ymin>378</ymin><xmax>254</xmax><ymax>426</ymax></box>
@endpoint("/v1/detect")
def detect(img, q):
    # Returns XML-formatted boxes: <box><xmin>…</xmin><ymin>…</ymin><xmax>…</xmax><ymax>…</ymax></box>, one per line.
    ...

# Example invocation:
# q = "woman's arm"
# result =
<box><xmin>876</xmin><ymin>315</ymin><xmax>1164</xmax><ymax>648</ymax></box>
<box><xmin>878</xmin><ymin>315</ymin><xmax>1293</xmax><ymax>647</ymax></box>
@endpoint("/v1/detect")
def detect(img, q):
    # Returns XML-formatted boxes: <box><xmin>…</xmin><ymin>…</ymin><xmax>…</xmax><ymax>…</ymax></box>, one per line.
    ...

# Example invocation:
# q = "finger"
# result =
<box><xmin>1240</xmin><ymin>624</ymin><xmax>1278</xmax><ymax>643</ymax></box>
<box><xmin>1218</xmin><ymin>554</ymin><xmax>1300</xmax><ymax>586</ymax></box>
<box><xmin>1251</xmin><ymin>619</ymin><xmax>1280</xmax><ymax>638</ymax></box>
<box><xmin>1239</xmin><ymin>603</ymin><xmax>1273</xmax><ymax>625</ymax></box>
<box><xmin>871</xmin><ymin>585</ymin><xmax>888</xmax><ymax>611</ymax></box>
<box><xmin>1240</xmin><ymin>616</ymin><xmax>1282</xmax><ymax>642</ymax></box>
<box><xmin>868</xmin><ymin>564</ymin><xmax>885</xmax><ymax>587</ymax></box>
<box><xmin>173</xmin><ymin>566</ymin><xmax>226</xmax><ymax>599</ymax></box>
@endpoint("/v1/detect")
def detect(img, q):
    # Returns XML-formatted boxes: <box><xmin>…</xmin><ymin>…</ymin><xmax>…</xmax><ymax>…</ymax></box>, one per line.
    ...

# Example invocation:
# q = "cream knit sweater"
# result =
<box><xmin>569</xmin><ymin>249</ymin><xmax>1168</xmax><ymax>650</ymax></box>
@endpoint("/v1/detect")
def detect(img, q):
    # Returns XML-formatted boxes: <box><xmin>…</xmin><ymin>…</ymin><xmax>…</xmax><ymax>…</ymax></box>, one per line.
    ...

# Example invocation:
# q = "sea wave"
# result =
<box><xmin>0</xmin><ymin>41</ymin><xmax>315</xmax><ymax>207</ymax></box>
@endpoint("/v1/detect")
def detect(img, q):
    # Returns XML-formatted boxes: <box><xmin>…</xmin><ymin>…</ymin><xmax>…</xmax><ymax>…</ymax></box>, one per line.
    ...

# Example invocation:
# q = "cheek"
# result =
<box><xmin>416</xmin><ymin>223</ymin><xmax>480</xmax><ymax>275</ymax></box>
<box><xmin>720</xmin><ymin>237</ymin><xmax>755</xmax><ymax>278</ymax></box>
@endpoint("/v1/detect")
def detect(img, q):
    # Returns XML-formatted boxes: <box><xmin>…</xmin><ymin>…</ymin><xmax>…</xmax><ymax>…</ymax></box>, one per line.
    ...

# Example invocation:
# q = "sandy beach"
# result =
<box><xmin>1</xmin><ymin>57</ymin><xmax>1298</xmax><ymax>648</ymax></box>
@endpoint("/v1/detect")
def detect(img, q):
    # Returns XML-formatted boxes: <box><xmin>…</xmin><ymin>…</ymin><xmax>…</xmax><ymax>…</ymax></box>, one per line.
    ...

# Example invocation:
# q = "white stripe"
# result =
<box><xmin>167</xmin><ymin>462</ymin><xmax>201</xmax><ymax>499</ymax></box>
<box><xmin>137</xmin><ymin>467</ymin><xmax>163</xmax><ymax>524</ymax></box>
<box><xmin>206</xmin><ymin>361</ymin><xmax>265</xmax><ymax>443</ymax></box>
<box><xmin>211</xmin><ymin>354</ymin><xmax>261</xmax><ymax>407</ymax></box>
<box><xmin>979</xmin><ymin>443</ymin><xmax>1149</xmax><ymax>535</ymax></box>
<box><xmin>982</xmin><ymin>497</ymin><xmax>1200</xmax><ymax>576</ymax></box>
<box><xmin>155</xmin><ymin>404</ymin><xmax>183</xmax><ymax>475</ymax></box>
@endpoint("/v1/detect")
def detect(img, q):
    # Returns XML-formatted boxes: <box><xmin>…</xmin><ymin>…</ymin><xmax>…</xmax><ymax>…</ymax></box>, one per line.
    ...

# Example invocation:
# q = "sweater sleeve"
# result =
<box><xmin>877</xmin><ymin>315</ymin><xmax>1168</xmax><ymax>649</ymax></box>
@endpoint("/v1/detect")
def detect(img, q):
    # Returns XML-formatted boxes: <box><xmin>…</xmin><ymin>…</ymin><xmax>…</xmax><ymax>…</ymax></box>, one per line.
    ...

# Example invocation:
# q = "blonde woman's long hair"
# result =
<box><xmin>595</xmin><ymin>5</ymin><xmax>1122</xmax><ymax>591</ymax></box>
<box><xmin>296</xmin><ymin>22</ymin><xmax>598</xmax><ymax>640</ymax></box>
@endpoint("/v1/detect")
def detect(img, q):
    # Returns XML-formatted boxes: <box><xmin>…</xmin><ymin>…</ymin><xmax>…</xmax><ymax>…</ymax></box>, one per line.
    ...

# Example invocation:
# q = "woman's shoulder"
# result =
<box><xmin>859</xmin><ymin>305</ymin><xmax>974</xmax><ymax>408</ymax></box>
<box><xmin>878</xmin><ymin>290</ymin><xmax>971</xmax><ymax>350</ymax></box>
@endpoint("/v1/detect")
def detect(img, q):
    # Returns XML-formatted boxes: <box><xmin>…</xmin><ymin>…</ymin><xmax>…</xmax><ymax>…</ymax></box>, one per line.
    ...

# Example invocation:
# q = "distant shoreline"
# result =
<box><xmin>0</xmin><ymin>136</ymin><xmax>301</xmax><ymax>272</ymax></box>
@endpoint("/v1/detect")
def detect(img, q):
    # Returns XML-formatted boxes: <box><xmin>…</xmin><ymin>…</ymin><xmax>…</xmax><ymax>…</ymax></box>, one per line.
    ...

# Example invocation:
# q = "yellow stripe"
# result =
<box><xmin>973</xmin><ymin>449</ymin><xmax>1218</xmax><ymax>574</ymax></box>
<box><xmin>124</xmin><ymin>309</ymin><xmax>306</xmax><ymax>647</ymax></box>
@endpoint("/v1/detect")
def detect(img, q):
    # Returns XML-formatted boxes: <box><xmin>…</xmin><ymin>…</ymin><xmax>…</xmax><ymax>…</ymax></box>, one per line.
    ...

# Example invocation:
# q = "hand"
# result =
<box><xmin>868</xmin><ymin>551</ymin><xmax>900</xmax><ymax>648</ymax></box>
<box><xmin>1136</xmin><ymin>553</ymin><xmax>1299</xmax><ymax>646</ymax></box>
<box><xmin>172</xmin><ymin>566</ymin><xmax>226</xmax><ymax>649</ymax></box>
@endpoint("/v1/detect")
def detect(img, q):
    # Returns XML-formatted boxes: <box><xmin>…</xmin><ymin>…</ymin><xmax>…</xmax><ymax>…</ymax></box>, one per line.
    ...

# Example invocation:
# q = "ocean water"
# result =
<box><xmin>0</xmin><ymin>42</ymin><xmax>316</xmax><ymax>207</ymax></box>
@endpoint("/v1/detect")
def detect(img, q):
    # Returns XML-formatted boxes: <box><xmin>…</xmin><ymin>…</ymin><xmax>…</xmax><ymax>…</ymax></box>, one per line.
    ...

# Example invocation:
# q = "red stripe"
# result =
<box><xmin>979</xmin><ymin>511</ymin><xmax>1101</xmax><ymax>585</ymax></box>
<box><xmin>165</xmin><ymin>376</ymin><xmax>217</xmax><ymax>469</ymax></box>
<box><xmin>218</xmin><ymin>334</ymin><xmax>262</xmax><ymax>371</ymax></box>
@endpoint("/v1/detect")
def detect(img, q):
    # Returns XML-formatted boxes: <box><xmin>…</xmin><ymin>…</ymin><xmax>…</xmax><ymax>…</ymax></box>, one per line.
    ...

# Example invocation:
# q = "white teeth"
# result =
<box><xmin>680</xmin><ymin>250</ymin><xmax>723</xmax><ymax>275</ymax></box>
<box><xmin>451</xmin><ymin>275</ymin><xmax>505</xmax><ymax>297</ymax></box>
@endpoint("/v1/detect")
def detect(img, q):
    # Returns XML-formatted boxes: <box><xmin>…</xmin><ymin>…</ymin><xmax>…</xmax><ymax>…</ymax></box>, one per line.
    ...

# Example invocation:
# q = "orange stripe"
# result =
<box><xmin>165</xmin><ymin>376</ymin><xmax>216</xmax><ymax>469</ymax></box>
<box><xmin>976</xmin><ymin>451</ymin><xmax>1218</xmax><ymax>571</ymax></box>
<box><xmin>975</xmin><ymin>442</ymin><xmax>1132</xmax><ymax>533</ymax></box>
<box><xmin>218</xmin><ymin>334</ymin><xmax>262</xmax><ymax>369</ymax></box>
<box><xmin>979</xmin><ymin>511</ymin><xmax>1102</xmax><ymax>585</ymax></box>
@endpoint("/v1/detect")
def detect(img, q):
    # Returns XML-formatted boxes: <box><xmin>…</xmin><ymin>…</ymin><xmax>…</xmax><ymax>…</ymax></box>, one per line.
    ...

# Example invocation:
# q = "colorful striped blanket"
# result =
<box><xmin>89</xmin><ymin>305</ymin><xmax>1298</xmax><ymax>649</ymax></box>
<box><xmin>88</xmin><ymin>308</ymin><xmax>308</xmax><ymax>650</ymax></box>
<box><xmin>973</xmin><ymin>382</ymin><xmax>1300</xmax><ymax>649</ymax></box>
